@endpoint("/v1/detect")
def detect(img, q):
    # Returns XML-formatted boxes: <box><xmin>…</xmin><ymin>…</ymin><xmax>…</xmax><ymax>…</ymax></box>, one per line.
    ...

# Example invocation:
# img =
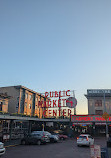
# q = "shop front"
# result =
<box><xmin>0</xmin><ymin>120</ymin><xmax>29</xmax><ymax>145</ymax></box>
<box><xmin>71</xmin><ymin>115</ymin><xmax>111</xmax><ymax>136</ymax></box>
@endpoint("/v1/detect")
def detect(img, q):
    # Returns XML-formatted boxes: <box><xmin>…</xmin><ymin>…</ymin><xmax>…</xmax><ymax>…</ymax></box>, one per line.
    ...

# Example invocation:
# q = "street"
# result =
<box><xmin>3</xmin><ymin>137</ymin><xmax>106</xmax><ymax>158</ymax></box>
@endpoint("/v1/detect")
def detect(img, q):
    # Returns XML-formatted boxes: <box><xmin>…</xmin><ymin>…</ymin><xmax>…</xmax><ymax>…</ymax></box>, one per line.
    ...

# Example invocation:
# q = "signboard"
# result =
<box><xmin>73</xmin><ymin>123</ymin><xmax>92</xmax><ymax>125</ymax></box>
<box><xmin>90</xmin><ymin>145</ymin><xmax>101</xmax><ymax>158</ymax></box>
<box><xmin>102</xmin><ymin>112</ymin><xmax>109</xmax><ymax>120</ymax></box>
<box><xmin>3</xmin><ymin>134</ymin><xmax>10</xmax><ymax>140</ymax></box>
<box><xmin>95</xmin><ymin>123</ymin><xmax>106</xmax><ymax>125</ymax></box>
<box><xmin>88</xmin><ymin>89</ymin><xmax>111</xmax><ymax>94</ymax></box>
<box><xmin>39</xmin><ymin>90</ymin><xmax>77</xmax><ymax>117</ymax></box>
<box><xmin>71</xmin><ymin>115</ymin><xmax>111</xmax><ymax>123</ymax></box>
<box><xmin>66</xmin><ymin>97</ymin><xmax>77</xmax><ymax>108</ymax></box>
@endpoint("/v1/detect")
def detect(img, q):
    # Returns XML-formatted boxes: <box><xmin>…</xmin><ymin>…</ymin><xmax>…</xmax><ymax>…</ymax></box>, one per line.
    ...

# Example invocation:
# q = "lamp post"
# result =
<box><xmin>73</xmin><ymin>90</ymin><xmax>76</xmax><ymax>115</ymax></box>
<box><xmin>103</xmin><ymin>90</ymin><xmax>109</xmax><ymax>140</ymax></box>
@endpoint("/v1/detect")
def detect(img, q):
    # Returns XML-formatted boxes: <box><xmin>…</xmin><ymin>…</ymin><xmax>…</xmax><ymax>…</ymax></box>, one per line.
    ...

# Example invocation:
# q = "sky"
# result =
<box><xmin>0</xmin><ymin>0</ymin><xmax>111</xmax><ymax>114</ymax></box>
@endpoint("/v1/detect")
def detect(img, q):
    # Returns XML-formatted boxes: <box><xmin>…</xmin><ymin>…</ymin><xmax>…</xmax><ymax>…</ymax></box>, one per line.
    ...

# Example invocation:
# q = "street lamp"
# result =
<box><xmin>103</xmin><ymin>90</ymin><xmax>109</xmax><ymax>140</ymax></box>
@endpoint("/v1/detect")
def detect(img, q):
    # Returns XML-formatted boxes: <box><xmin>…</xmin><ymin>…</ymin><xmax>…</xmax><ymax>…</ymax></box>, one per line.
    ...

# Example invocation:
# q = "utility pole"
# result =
<box><xmin>59</xmin><ymin>95</ymin><xmax>62</xmax><ymax>118</ymax></box>
<box><xmin>73</xmin><ymin>90</ymin><xmax>76</xmax><ymax>115</ymax></box>
<box><xmin>103</xmin><ymin>90</ymin><xmax>109</xmax><ymax>140</ymax></box>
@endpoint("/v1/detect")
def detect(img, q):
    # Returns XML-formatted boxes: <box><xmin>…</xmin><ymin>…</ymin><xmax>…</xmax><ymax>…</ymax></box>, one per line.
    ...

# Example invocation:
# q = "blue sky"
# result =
<box><xmin>0</xmin><ymin>0</ymin><xmax>111</xmax><ymax>114</ymax></box>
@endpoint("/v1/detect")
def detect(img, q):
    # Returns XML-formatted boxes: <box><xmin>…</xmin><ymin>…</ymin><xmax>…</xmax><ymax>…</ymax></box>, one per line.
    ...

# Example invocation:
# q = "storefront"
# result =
<box><xmin>71</xmin><ymin>115</ymin><xmax>111</xmax><ymax>136</ymax></box>
<box><xmin>0</xmin><ymin>120</ymin><xmax>29</xmax><ymax>143</ymax></box>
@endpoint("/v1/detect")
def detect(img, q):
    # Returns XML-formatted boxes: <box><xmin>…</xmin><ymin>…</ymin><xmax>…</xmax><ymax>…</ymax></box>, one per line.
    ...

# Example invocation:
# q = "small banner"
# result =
<box><xmin>90</xmin><ymin>145</ymin><xmax>101</xmax><ymax>158</ymax></box>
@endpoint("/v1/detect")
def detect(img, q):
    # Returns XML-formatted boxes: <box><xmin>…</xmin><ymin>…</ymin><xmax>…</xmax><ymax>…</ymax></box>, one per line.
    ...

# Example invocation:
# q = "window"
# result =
<box><xmin>25</xmin><ymin>103</ymin><xmax>27</xmax><ymax>107</ymax></box>
<box><xmin>89</xmin><ymin>100</ymin><xmax>93</xmax><ymax>107</ymax></box>
<box><xmin>29</xmin><ymin>95</ymin><xmax>32</xmax><ymax>100</ymax></box>
<box><xmin>29</xmin><ymin>104</ymin><xmax>31</xmax><ymax>109</ymax></box>
<box><xmin>36</xmin><ymin>97</ymin><xmax>38</xmax><ymax>102</ymax></box>
<box><xmin>35</xmin><ymin>105</ymin><xmax>37</xmax><ymax>110</ymax></box>
<box><xmin>95</xmin><ymin>100</ymin><xmax>102</xmax><ymax>107</ymax></box>
<box><xmin>79</xmin><ymin>136</ymin><xmax>87</xmax><ymax>139</ymax></box>
<box><xmin>2</xmin><ymin>101</ymin><xmax>6</xmax><ymax>105</ymax></box>
<box><xmin>106</xmin><ymin>102</ymin><xmax>110</xmax><ymax>110</ymax></box>
<box><xmin>88</xmin><ymin>136</ymin><xmax>93</xmax><ymax>139</ymax></box>
<box><xmin>25</xmin><ymin>93</ymin><xmax>28</xmax><ymax>99</ymax></box>
<box><xmin>0</xmin><ymin>104</ymin><xmax>2</xmax><ymax>111</ymax></box>
<box><xmin>95</xmin><ymin>110</ymin><xmax>103</xmax><ymax>115</ymax></box>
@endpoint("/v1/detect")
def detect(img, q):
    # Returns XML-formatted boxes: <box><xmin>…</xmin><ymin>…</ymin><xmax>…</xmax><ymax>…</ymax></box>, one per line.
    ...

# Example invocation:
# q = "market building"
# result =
<box><xmin>71</xmin><ymin>114</ymin><xmax>111</xmax><ymax>136</ymax></box>
<box><xmin>71</xmin><ymin>89</ymin><xmax>111</xmax><ymax>136</ymax></box>
<box><xmin>0</xmin><ymin>85</ymin><xmax>48</xmax><ymax>118</ymax></box>
<box><xmin>85</xmin><ymin>89</ymin><xmax>111</xmax><ymax>115</ymax></box>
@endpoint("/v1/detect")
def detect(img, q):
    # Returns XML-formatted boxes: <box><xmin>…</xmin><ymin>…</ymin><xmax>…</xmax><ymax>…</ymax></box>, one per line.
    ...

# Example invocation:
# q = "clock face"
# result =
<box><xmin>66</xmin><ymin>97</ymin><xmax>77</xmax><ymax>108</ymax></box>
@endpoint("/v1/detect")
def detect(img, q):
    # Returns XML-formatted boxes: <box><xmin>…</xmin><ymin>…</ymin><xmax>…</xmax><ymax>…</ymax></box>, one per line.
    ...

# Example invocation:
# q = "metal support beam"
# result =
<box><xmin>9</xmin><ymin>120</ymin><xmax>13</xmax><ymax>142</ymax></box>
<box><xmin>103</xmin><ymin>90</ymin><xmax>109</xmax><ymax>139</ymax></box>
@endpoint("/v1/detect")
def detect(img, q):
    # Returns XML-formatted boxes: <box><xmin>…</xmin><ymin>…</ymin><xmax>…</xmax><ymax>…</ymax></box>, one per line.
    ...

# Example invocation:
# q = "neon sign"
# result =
<box><xmin>38</xmin><ymin>90</ymin><xmax>77</xmax><ymax>117</ymax></box>
<box><xmin>71</xmin><ymin>115</ymin><xmax>111</xmax><ymax>122</ymax></box>
<box><xmin>44</xmin><ymin>90</ymin><xmax>71</xmax><ymax>98</ymax></box>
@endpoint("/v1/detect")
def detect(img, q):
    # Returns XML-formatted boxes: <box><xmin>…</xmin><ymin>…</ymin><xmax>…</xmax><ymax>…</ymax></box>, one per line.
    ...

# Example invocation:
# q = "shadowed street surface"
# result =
<box><xmin>3</xmin><ymin>137</ymin><xmax>106</xmax><ymax>158</ymax></box>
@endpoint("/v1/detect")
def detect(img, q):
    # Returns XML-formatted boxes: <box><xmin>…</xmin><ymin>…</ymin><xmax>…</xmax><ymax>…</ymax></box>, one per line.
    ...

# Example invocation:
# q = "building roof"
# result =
<box><xmin>15</xmin><ymin>85</ymin><xmax>40</xmax><ymax>95</ymax></box>
<box><xmin>0</xmin><ymin>85</ymin><xmax>50</xmax><ymax>99</ymax></box>
<box><xmin>15</xmin><ymin>85</ymin><xmax>50</xmax><ymax>99</ymax></box>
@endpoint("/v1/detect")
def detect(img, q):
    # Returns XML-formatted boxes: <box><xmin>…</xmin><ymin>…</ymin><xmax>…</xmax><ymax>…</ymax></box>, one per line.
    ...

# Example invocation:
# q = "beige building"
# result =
<box><xmin>0</xmin><ymin>85</ymin><xmax>48</xmax><ymax>118</ymax></box>
<box><xmin>85</xmin><ymin>89</ymin><xmax>111</xmax><ymax>115</ymax></box>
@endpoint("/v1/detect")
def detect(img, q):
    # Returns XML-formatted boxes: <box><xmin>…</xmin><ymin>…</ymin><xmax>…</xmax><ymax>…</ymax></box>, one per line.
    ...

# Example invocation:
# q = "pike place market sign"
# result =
<box><xmin>39</xmin><ymin>90</ymin><xmax>77</xmax><ymax>117</ymax></box>
<box><xmin>71</xmin><ymin>115</ymin><xmax>111</xmax><ymax>122</ymax></box>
